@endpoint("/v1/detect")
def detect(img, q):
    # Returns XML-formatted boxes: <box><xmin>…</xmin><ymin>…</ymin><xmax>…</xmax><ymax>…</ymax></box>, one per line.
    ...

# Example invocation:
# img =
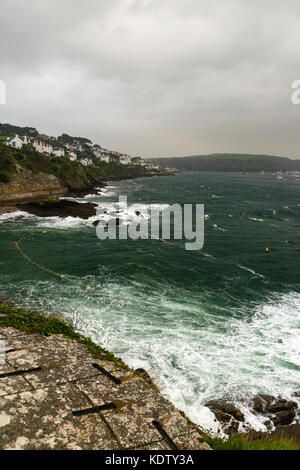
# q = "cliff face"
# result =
<box><xmin>0</xmin><ymin>166</ymin><xmax>68</xmax><ymax>205</ymax></box>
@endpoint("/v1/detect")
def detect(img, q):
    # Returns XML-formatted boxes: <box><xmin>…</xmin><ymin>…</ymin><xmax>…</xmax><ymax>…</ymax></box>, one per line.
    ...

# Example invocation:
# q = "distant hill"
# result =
<box><xmin>150</xmin><ymin>153</ymin><xmax>300</xmax><ymax>172</ymax></box>
<box><xmin>0</xmin><ymin>123</ymin><xmax>39</xmax><ymax>138</ymax></box>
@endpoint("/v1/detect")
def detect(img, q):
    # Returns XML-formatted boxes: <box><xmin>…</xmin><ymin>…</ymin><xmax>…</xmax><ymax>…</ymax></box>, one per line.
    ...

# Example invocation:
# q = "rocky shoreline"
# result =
<box><xmin>17</xmin><ymin>199</ymin><xmax>98</xmax><ymax>219</ymax></box>
<box><xmin>206</xmin><ymin>394</ymin><xmax>300</xmax><ymax>442</ymax></box>
<box><xmin>0</xmin><ymin>172</ymin><xmax>174</xmax><ymax>217</ymax></box>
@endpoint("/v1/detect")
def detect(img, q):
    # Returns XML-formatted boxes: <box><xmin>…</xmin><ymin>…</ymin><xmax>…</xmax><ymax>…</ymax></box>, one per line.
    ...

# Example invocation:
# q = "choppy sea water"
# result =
<box><xmin>0</xmin><ymin>171</ymin><xmax>300</xmax><ymax>434</ymax></box>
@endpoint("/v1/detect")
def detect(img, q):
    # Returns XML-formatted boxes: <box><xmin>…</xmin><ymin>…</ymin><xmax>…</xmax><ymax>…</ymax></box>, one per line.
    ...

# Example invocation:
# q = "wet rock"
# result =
<box><xmin>271</xmin><ymin>410</ymin><xmax>296</xmax><ymax>426</ymax></box>
<box><xmin>263</xmin><ymin>419</ymin><xmax>273</xmax><ymax>430</ymax></box>
<box><xmin>266</xmin><ymin>400</ymin><xmax>297</xmax><ymax>414</ymax></box>
<box><xmin>18</xmin><ymin>199</ymin><xmax>97</xmax><ymax>219</ymax></box>
<box><xmin>252</xmin><ymin>394</ymin><xmax>275</xmax><ymax>412</ymax></box>
<box><xmin>213</xmin><ymin>410</ymin><xmax>232</xmax><ymax>424</ymax></box>
<box><xmin>207</xmin><ymin>393</ymin><xmax>300</xmax><ymax>438</ymax></box>
<box><xmin>205</xmin><ymin>400</ymin><xmax>245</xmax><ymax>422</ymax></box>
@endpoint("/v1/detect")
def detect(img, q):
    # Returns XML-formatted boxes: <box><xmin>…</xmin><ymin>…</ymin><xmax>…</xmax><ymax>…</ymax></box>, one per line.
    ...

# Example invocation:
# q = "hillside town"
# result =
<box><xmin>3</xmin><ymin>129</ymin><xmax>161</xmax><ymax>171</ymax></box>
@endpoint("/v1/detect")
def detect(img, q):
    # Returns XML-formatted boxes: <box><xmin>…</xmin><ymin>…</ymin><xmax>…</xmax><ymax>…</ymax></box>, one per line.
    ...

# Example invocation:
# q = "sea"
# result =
<box><xmin>0</xmin><ymin>171</ymin><xmax>299</xmax><ymax>434</ymax></box>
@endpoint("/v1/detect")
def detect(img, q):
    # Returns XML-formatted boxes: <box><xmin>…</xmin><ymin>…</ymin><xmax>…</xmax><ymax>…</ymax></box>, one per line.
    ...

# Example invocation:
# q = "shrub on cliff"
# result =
<box><xmin>0</xmin><ymin>171</ymin><xmax>11</xmax><ymax>183</ymax></box>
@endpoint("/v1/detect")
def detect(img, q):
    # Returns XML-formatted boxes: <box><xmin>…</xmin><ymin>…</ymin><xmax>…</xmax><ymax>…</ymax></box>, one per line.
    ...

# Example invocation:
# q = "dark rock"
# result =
<box><xmin>135</xmin><ymin>211</ymin><xmax>141</xmax><ymax>216</ymax></box>
<box><xmin>266</xmin><ymin>400</ymin><xmax>297</xmax><ymax>414</ymax></box>
<box><xmin>252</xmin><ymin>396</ymin><xmax>264</xmax><ymax>413</ymax></box>
<box><xmin>205</xmin><ymin>400</ymin><xmax>245</xmax><ymax>422</ymax></box>
<box><xmin>225</xmin><ymin>420</ymin><xmax>240</xmax><ymax>435</ymax></box>
<box><xmin>263</xmin><ymin>419</ymin><xmax>273</xmax><ymax>430</ymax></box>
<box><xmin>257</xmin><ymin>394</ymin><xmax>276</xmax><ymax>406</ymax></box>
<box><xmin>214</xmin><ymin>410</ymin><xmax>232</xmax><ymax>424</ymax></box>
<box><xmin>206</xmin><ymin>394</ymin><xmax>300</xmax><ymax>436</ymax></box>
<box><xmin>18</xmin><ymin>199</ymin><xmax>97</xmax><ymax>219</ymax></box>
<box><xmin>271</xmin><ymin>410</ymin><xmax>296</xmax><ymax>426</ymax></box>
<box><xmin>252</xmin><ymin>394</ymin><xmax>278</xmax><ymax>412</ymax></box>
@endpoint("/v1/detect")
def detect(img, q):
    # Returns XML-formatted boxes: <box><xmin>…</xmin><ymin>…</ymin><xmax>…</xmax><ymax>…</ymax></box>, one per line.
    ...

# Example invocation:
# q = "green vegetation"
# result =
<box><xmin>0</xmin><ymin>300</ymin><xmax>127</xmax><ymax>367</ymax></box>
<box><xmin>203</xmin><ymin>433</ymin><xmax>299</xmax><ymax>451</ymax></box>
<box><xmin>0</xmin><ymin>123</ymin><xmax>38</xmax><ymax>137</ymax></box>
<box><xmin>0</xmin><ymin>141</ymin><xmax>150</xmax><ymax>191</ymax></box>
<box><xmin>0</xmin><ymin>171</ymin><xmax>11</xmax><ymax>183</ymax></box>
<box><xmin>58</xmin><ymin>133</ymin><xmax>92</xmax><ymax>146</ymax></box>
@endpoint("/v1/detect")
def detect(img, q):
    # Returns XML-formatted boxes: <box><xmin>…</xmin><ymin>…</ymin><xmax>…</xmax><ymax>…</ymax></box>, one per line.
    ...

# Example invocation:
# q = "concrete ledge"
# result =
<box><xmin>0</xmin><ymin>327</ymin><xmax>211</xmax><ymax>451</ymax></box>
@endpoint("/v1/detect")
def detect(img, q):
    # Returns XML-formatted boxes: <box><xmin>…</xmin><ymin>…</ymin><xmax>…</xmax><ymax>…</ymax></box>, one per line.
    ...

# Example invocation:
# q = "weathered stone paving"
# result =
<box><xmin>0</xmin><ymin>327</ymin><xmax>211</xmax><ymax>450</ymax></box>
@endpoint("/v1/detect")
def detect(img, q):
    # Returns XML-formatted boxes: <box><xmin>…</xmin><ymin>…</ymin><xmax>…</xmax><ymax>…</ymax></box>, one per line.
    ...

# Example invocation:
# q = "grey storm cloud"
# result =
<box><xmin>0</xmin><ymin>0</ymin><xmax>300</xmax><ymax>157</ymax></box>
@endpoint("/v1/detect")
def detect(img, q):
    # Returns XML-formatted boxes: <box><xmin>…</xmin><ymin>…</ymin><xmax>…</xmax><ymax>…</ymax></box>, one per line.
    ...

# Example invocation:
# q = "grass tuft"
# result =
<box><xmin>0</xmin><ymin>299</ymin><xmax>127</xmax><ymax>368</ymax></box>
<box><xmin>203</xmin><ymin>434</ymin><xmax>299</xmax><ymax>451</ymax></box>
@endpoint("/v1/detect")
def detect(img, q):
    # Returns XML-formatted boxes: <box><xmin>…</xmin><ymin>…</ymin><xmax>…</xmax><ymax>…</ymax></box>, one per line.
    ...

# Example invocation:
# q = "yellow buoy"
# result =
<box><xmin>265</xmin><ymin>247</ymin><xmax>269</xmax><ymax>253</ymax></box>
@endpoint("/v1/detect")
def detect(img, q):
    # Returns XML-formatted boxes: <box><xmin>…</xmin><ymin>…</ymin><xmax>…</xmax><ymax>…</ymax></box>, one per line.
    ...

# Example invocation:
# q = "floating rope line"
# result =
<box><xmin>14</xmin><ymin>230</ymin><xmax>91</xmax><ymax>291</ymax></box>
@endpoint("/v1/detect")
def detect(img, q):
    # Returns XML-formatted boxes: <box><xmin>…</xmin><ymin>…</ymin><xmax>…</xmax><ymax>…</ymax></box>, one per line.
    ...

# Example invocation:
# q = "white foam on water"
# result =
<box><xmin>0</xmin><ymin>211</ymin><xmax>35</xmax><ymax>223</ymax></box>
<box><xmin>213</xmin><ymin>224</ymin><xmax>226</xmax><ymax>232</ymax></box>
<box><xmin>60</xmin><ymin>197</ymin><xmax>91</xmax><ymax>204</ymax></box>
<box><xmin>83</xmin><ymin>193</ymin><xmax>100</xmax><ymax>199</ymax></box>
<box><xmin>94</xmin><ymin>202</ymin><xmax>171</xmax><ymax>227</ymax></box>
<box><xmin>237</xmin><ymin>264</ymin><xmax>265</xmax><ymax>278</ymax></box>
<box><xmin>98</xmin><ymin>186</ymin><xmax>117</xmax><ymax>197</ymax></box>
<box><xmin>36</xmin><ymin>214</ymin><xmax>100</xmax><ymax>229</ymax></box>
<box><xmin>249</xmin><ymin>217</ymin><xmax>264</xmax><ymax>222</ymax></box>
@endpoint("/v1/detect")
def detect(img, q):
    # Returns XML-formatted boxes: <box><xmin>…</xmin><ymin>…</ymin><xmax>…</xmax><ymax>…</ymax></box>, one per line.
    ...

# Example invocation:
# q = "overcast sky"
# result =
<box><xmin>0</xmin><ymin>0</ymin><xmax>300</xmax><ymax>158</ymax></box>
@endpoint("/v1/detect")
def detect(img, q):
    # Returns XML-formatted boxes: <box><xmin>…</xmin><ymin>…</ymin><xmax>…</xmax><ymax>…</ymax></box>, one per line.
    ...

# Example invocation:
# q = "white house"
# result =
<box><xmin>52</xmin><ymin>147</ymin><xmax>65</xmax><ymax>157</ymax></box>
<box><xmin>68</xmin><ymin>151</ymin><xmax>77</xmax><ymax>161</ymax></box>
<box><xmin>145</xmin><ymin>163</ymin><xmax>160</xmax><ymax>171</ymax></box>
<box><xmin>132</xmin><ymin>157</ymin><xmax>146</xmax><ymax>166</ymax></box>
<box><xmin>119</xmin><ymin>155</ymin><xmax>132</xmax><ymax>165</ymax></box>
<box><xmin>80</xmin><ymin>158</ymin><xmax>93</xmax><ymax>166</ymax></box>
<box><xmin>100</xmin><ymin>154</ymin><xmax>110</xmax><ymax>163</ymax></box>
<box><xmin>32</xmin><ymin>138</ymin><xmax>53</xmax><ymax>154</ymax></box>
<box><xmin>6</xmin><ymin>134</ymin><xmax>26</xmax><ymax>149</ymax></box>
<box><xmin>93</xmin><ymin>145</ymin><xmax>102</xmax><ymax>158</ymax></box>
